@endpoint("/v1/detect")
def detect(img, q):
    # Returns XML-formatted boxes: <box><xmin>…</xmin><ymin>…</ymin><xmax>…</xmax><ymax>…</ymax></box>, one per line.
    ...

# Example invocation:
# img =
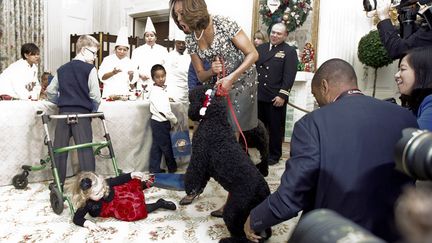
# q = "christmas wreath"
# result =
<box><xmin>259</xmin><ymin>0</ymin><xmax>312</xmax><ymax>33</ymax></box>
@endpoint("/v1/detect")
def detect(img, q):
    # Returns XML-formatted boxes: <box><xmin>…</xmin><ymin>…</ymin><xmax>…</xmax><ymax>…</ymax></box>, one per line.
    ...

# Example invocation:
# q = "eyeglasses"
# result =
<box><xmin>85</xmin><ymin>48</ymin><xmax>97</xmax><ymax>57</ymax></box>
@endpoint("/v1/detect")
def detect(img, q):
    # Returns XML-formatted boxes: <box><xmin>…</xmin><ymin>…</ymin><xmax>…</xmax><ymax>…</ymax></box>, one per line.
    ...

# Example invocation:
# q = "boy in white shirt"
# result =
<box><xmin>148</xmin><ymin>64</ymin><xmax>178</xmax><ymax>173</ymax></box>
<box><xmin>0</xmin><ymin>43</ymin><xmax>40</xmax><ymax>100</ymax></box>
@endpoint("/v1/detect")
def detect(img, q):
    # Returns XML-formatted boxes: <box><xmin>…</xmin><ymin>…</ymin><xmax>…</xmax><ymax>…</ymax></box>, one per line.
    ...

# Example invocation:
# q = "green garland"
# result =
<box><xmin>259</xmin><ymin>0</ymin><xmax>312</xmax><ymax>33</ymax></box>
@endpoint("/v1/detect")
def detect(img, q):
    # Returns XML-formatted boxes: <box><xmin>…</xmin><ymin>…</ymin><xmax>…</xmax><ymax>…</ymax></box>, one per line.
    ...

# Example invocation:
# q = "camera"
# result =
<box><xmin>363</xmin><ymin>0</ymin><xmax>432</xmax><ymax>38</ymax></box>
<box><xmin>397</xmin><ymin>0</ymin><xmax>432</xmax><ymax>38</ymax></box>
<box><xmin>288</xmin><ymin>209</ymin><xmax>385</xmax><ymax>243</ymax></box>
<box><xmin>394</xmin><ymin>128</ymin><xmax>432</xmax><ymax>180</ymax></box>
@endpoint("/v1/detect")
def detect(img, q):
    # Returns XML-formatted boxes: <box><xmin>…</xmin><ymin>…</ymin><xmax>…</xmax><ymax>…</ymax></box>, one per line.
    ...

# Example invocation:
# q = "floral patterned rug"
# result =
<box><xmin>0</xmin><ymin>147</ymin><xmax>299</xmax><ymax>242</ymax></box>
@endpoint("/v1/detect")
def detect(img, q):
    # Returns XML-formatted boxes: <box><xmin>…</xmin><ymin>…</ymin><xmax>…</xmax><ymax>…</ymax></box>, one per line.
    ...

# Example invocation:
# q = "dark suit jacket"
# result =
<box><xmin>256</xmin><ymin>42</ymin><xmax>298</xmax><ymax>102</ymax></box>
<box><xmin>250</xmin><ymin>94</ymin><xmax>418</xmax><ymax>242</ymax></box>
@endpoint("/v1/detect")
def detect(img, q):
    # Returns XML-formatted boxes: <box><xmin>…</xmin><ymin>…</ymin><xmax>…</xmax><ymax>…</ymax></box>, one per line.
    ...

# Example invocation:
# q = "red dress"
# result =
<box><xmin>99</xmin><ymin>179</ymin><xmax>148</xmax><ymax>221</ymax></box>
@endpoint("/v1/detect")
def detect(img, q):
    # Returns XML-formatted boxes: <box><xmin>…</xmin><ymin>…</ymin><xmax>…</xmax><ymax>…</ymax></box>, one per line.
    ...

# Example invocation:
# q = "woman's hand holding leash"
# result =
<box><xmin>214</xmin><ymin>55</ymin><xmax>234</xmax><ymax>94</ymax></box>
<box><xmin>216</xmin><ymin>74</ymin><xmax>234</xmax><ymax>93</ymax></box>
<box><xmin>211</xmin><ymin>56</ymin><xmax>223</xmax><ymax>75</ymax></box>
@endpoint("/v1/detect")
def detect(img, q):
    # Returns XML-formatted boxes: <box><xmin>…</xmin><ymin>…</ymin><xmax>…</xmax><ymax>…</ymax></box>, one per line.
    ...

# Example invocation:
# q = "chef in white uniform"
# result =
<box><xmin>165</xmin><ymin>28</ymin><xmax>190</xmax><ymax>103</ymax></box>
<box><xmin>131</xmin><ymin>17</ymin><xmax>168</xmax><ymax>100</ymax></box>
<box><xmin>98</xmin><ymin>27</ymin><xmax>136</xmax><ymax>99</ymax></box>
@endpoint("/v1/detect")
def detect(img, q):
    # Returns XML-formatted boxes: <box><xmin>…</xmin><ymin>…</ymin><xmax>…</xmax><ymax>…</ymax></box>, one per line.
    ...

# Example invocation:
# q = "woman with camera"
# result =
<box><xmin>394</xmin><ymin>46</ymin><xmax>432</xmax><ymax>130</ymax></box>
<box><xmin>376</xmin><ymin>0</ymin><xmax>432</xmax><ymax>59</ymax></box>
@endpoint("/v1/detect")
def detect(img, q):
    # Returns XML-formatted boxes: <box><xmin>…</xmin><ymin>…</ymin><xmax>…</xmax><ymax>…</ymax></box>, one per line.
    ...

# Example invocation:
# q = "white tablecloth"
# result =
<box><xmin>0</xmin><ymin>100</ymin><xmax>189</xmax><ymax>186</ymax></box>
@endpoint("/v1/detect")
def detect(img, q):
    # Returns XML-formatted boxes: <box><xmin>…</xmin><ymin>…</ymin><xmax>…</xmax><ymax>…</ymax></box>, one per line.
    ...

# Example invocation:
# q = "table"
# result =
<box><xmin>0</xmin><ymin>100</ymin><xmax>189</xmax><ymax>186</ymax></box>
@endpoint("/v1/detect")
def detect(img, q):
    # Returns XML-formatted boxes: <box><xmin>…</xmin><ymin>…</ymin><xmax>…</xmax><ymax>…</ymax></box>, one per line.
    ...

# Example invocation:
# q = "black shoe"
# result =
<box><xmin>210</xmin><ymin>207</ymin><xmax>224</xmax><ymax>218</ymax></box>
<box><xmin>157</xmin><ymin>199</ymin><xmax>177</xmax><ymax>210</ymax></box>
<box><xmin>179</xmin><ymin>192</ymin><xmax>200</xmax><ymax>205</ymax></box>
<box><xmin>268</xmin><ymin>159</ymin><xmax>279</xmax><ymax>165</ymax></box>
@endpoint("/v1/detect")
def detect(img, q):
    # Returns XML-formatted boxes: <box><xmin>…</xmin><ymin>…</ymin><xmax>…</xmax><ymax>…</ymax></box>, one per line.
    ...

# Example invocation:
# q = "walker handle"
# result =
<box><xmin>48</xmin><ymin>112</ymin><xmax>105</xmax><ymax>119</ymax></box>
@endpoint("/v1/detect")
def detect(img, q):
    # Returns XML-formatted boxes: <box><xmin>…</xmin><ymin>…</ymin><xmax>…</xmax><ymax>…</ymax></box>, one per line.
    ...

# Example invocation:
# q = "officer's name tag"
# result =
<box><xmin>275</xmin><ymin>51</ymin><xmax>285</xmax><ymax>58</ymax></box>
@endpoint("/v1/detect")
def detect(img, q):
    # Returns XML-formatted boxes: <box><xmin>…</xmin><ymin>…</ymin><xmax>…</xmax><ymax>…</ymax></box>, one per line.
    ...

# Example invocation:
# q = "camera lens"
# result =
<box><xmin>288</xmin><ymin>209</ymin><xmax>385</xmax><ymax>243</ymax></box>
<box><xmin>395</xmin><ymin>128</ymin><xmax>432</xmax><ymax>180</ymax></box>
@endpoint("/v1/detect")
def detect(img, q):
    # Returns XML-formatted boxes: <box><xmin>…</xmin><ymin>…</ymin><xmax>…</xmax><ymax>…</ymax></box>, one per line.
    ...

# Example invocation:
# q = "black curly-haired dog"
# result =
<box><xmin>240</xmin><ymin>120</ymin><xmax>269</xmax><ymax>177</ymax></box>
<box><xmin>186</xmin><ymin>85</ymin><xmax>271</xmax><ymax>243</ymax></box>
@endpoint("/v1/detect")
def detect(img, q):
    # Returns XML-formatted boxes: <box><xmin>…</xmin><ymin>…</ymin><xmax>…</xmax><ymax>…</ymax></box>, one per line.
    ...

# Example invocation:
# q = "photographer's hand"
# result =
<box><xmin>377</xmin><ymin>0</ymin><xmax>391</xmax><ymax>20</ymax></box>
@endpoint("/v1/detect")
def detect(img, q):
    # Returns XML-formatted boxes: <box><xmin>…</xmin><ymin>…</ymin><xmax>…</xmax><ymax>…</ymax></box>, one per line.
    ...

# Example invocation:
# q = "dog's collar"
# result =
<box><xmin>199</xmin><ymin>89</ymin><xmax>215</xmax><ymax>116</ymax></box>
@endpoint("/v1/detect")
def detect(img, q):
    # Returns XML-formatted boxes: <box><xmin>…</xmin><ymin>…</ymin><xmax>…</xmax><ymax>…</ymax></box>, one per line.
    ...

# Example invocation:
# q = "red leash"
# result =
<box><xmin>215</xmin><ymin>56</ymin><xmax>248</xmax><ymax>153</ymax></box>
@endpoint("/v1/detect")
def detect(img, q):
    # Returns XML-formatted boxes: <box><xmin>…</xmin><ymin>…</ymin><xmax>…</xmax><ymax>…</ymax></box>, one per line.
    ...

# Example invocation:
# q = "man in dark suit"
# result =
<box><xmin>256</xmin><ymin>23</ymin><xmax>298</xmax><ymax>165</ymax></box>
<box><xmin>244</xmin><ymin>58</ymin><xmax>418</xmax><ymax>242</ymax></box>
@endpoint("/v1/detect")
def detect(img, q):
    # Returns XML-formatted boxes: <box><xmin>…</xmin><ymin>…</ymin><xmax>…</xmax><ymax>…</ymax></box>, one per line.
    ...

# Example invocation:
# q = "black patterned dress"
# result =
<box><xmin>185</xmin><ymin>15</ymin><xmax>258</xmax><ymax>131</ymax></box>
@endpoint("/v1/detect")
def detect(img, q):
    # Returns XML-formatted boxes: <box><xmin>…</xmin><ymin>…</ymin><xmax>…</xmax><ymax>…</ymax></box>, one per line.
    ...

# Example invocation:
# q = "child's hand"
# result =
<box><xmin>131</xmin><ymin>172</ymin><xmax>144</xmax><ymax>180</ymax></box>
<box><xmin>84</xmin><ymin>220</ymin><xmax>102</xmax><ymax>232</ymax></box>
<box><xmin>112</xmin><ymin>67</ymin><xmax>121</xmax><ymax>75</ymax></box>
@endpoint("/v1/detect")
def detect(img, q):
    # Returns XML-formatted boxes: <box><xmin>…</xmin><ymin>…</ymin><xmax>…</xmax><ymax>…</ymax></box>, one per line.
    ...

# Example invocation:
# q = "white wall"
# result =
<box><xmin>317</xmin><ymin>0</ymin><xmax>399</xmax><ymax>99</ymax></box>
<box><xmin>205</xmin><ymin>0</ymin><xmax>254</xmax><ymax>38</ymax></box>
<box><xmin>119</xmin><ymin>0</ymin><xmax>253</xmax><ymax>39</ymax></box>
<box><xmin>44</xmin><ymin>0</ymin><xmax>94</xmax><ymax>73</ymax></box>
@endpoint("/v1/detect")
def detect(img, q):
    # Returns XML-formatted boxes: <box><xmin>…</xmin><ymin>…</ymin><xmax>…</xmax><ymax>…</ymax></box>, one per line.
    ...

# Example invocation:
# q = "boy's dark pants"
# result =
<box><xmin>149</xmin><ymin>119</ymin><xmax>177</xmax><ymax>173</ymax></box>
<box><xmin>53</xmin><ymin>112</ymin><xmax>95</xmax><ymax>185</ymax></box>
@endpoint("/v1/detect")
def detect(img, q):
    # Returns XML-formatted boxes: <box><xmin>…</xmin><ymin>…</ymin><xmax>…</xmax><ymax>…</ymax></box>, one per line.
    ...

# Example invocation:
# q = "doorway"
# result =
<box><xmin>132</xmin><ymin>9</ymin><xmax>174</xmax><ymax>51</ymax></box>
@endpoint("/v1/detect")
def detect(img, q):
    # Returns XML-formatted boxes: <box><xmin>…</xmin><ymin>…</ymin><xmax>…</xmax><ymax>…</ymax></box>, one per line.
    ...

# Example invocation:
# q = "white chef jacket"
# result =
<box><xmin>98</xmin><ymin>54</ymin><xmax>136</xmax><ymax>98</ymax></box>
<box><xmin>165</xmin><ymin>50</ymin><xmax>191</xmax><ymax>103</ymax></box>
<box><xmin>131</xmin><ymin>43</ymin><xmax>168</xmax><ymax>99</ymax></box>
<box><xmin>0</xmin><ymin>59</ymin><xmax>39</xmax><ymax>99</ymax></box>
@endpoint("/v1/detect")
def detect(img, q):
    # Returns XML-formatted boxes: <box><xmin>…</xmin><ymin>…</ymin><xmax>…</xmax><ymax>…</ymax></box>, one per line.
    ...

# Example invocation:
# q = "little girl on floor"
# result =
<box><xmin>71</xmin><ymin>171</ymin><xmax>176</xmax><ymax>231</ymax></box>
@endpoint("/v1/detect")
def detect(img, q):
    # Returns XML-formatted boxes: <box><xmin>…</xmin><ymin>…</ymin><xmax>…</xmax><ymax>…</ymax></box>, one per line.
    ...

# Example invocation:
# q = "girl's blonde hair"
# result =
<box><xmin>254</xmin><ymin>30</ymin><xmax>268</xmax><ymax>43</ymax></box>
<box><xmin>71</xmin><ymin>171</ymin><xmax>109</xmax><ymax>209</ymax></box>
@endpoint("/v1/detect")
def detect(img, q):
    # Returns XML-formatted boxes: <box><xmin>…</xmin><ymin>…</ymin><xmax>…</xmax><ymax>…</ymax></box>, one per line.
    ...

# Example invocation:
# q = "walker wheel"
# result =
<box><xmin>12</xmin><ymin>174</ymin><xmax>28</xmax><ymax>189</ymax></box>
<box><xmin>50</xmin><ymin>188</ymin><xmax>64</xmax><ymax>215</ymax></box>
